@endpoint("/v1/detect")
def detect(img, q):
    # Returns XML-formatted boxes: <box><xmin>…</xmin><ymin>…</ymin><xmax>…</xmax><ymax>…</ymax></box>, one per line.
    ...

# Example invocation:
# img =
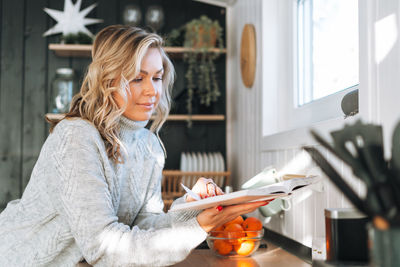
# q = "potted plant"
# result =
<box><xmin>183</xmin><ymin>15</ymin><xmax>224</xmax><ymax>122</ymax></box>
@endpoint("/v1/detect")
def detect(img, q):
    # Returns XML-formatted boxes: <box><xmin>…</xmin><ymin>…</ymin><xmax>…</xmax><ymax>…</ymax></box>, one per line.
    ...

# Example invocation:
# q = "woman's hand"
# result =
<box><xmin>186</xmin><ymin>177</ymin><xmax>224</xmax><ymax>202</ymax></box>
<box><xmin>196</xmin><ymin>200</ymin><xmax>272</xmax><ymax>233</ymax></box>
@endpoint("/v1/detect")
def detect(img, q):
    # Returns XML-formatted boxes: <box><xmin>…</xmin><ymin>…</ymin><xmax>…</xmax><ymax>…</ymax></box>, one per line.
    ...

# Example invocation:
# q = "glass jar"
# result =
<box><xmin>49</xmin><ymin>68</ymin><xmax>77</xmax><ymax>113</ymax></box>
<box><xmin>369</xmin><ymin>226</ymin><xmax>400</xmax><ymax>267</ymax></box>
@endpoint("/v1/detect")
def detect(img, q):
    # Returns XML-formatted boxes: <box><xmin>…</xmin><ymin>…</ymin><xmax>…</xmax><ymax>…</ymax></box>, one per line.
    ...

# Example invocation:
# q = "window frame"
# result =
<box><xmin>261</xmin><ymin>0</ymin><xmax>361</xmax><ymax>150</ymax></box>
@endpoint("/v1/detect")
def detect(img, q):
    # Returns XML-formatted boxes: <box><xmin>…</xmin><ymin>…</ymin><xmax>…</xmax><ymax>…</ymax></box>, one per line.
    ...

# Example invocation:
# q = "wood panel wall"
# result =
<box><xmin>0</xmin><ymin>0</ymin><xmax>226</xmax><ymax>209</ymax></box>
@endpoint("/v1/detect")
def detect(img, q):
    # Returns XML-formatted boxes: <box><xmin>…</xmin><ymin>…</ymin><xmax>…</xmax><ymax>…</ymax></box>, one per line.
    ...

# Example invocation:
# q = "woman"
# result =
<box><xmin>0</xmin><ymin>25</ymin><xmax>270</xmax><ymax>266</ymax></box>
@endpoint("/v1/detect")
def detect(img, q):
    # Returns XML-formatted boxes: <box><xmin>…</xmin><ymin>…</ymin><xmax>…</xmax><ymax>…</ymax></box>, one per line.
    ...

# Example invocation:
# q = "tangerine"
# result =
<box><xmin>242</xmin><ymin>217</ymin><xmax>263</xmax><ymax>237</ymax></box>
<box><xmin>242</xmin><ymin>217</ymin><xmax>262</xmax><ymax>230</ymax></box>
<box><xmin>234</xmin><ymin>240</ymin><xmax>256</xmax><ymax>256</ymax></box>
<box><xmin>223</xmin><ymin>215</ymin><xmax>244</xmax><ymax>227</ymax></box>
<box><xmin>211</xmin><ymin>225</ymin><xmax>225</xmax><ymax>236</ymax></box>
<box><xmin>224</xmin><ymin>223</ymin><xmax>245</xmax><ymax>245</ymax></box>
<box><xmin>214</xmin><ymin>225</ymin><xmax>225</xmax><ymax>231</ymax></box>
<box><xmin>213</xmin><ymin>239</ymin><xmax>233</xmax><ymax>255</ymax></box>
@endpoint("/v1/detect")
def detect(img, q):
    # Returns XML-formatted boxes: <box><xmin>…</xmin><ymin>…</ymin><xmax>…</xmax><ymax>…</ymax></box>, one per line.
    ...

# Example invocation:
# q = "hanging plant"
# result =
<box><xmin>61</xmin><ymin>32</ymin><xmax>93</xmax><ymax>44</ymax></box>
<box><xmin>183</xmin><ymin>15</ymin><xmax>224</xmax><ymax>126</ymax></box>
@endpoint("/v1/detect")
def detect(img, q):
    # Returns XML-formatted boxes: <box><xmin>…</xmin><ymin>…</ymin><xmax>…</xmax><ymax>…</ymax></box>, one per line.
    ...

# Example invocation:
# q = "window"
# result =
<box><xmin>297</xmin><ymin>0</ymin><xmax>359</xmax><ymax>106</ymax></box>
<box><xmin>261</xmin><ymin>0</ymin><xmax>360</xmax><ymax>141</ymax></box>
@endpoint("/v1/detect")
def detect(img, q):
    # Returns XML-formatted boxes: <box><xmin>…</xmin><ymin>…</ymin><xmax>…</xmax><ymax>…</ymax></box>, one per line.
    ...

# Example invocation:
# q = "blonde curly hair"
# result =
<box><xmin>47</xmin><ymin>25</ymin><xmax>175</xmax><ymax>163</ymax></box>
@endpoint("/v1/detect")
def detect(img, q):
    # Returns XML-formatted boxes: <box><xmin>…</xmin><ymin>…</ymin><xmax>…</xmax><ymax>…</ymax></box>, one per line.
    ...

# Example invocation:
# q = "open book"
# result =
<box><xmin>169</xmin><ymin>176</ymin><xmax>320</xmax><ymax>212</ymax></box>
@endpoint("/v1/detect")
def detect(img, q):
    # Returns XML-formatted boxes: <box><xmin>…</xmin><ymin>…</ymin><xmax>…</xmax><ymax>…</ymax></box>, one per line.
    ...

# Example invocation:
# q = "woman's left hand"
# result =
<box><xmin>186</xmin><ymin>177</ymin><xmax>224</xmax><ymax>202</ymax></box>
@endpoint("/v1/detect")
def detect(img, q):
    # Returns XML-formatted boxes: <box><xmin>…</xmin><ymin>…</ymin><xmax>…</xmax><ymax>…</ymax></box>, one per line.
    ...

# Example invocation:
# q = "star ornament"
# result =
<box><xmin>43</xmin><ymin>0</ymin><xmax>103</xmax><ymax>37</ymax></box>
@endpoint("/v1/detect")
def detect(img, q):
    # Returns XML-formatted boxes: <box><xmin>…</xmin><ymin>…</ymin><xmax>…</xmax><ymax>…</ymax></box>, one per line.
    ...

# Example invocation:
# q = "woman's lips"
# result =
<box><xmin>137</xmin><ymin>103</ymin><xmax>154</xmax><ymax>109</ymax></box>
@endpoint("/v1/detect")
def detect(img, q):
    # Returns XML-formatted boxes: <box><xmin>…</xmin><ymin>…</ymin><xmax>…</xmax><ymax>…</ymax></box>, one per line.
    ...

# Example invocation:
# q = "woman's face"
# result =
<box><xmin>113</xmin><ymin>48</ymin><xmax>164</xmax><ymax>121</ymax></box>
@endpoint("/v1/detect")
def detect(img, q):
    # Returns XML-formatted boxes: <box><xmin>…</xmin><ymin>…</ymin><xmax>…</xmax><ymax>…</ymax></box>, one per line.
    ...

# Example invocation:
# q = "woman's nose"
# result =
<box><xmin>143</xmin><ymin>80</ymin><xmax>157</xmax><ymax>96</ymax></box>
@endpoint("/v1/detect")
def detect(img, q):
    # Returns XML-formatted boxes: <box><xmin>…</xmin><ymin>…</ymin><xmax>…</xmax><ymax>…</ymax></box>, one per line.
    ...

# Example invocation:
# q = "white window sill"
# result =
<box><xmin>261</xmin><ymin>113</ymin><xmax>361</xmax><ymax>152</ymax></box>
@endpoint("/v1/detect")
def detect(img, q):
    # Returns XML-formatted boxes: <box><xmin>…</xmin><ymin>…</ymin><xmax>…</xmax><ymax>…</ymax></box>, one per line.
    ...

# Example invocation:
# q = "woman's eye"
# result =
<box><xmin>132</xmin><ymin>78</ymin><xmax>143</xmax><ymax>83</ymax></box>
<box><xmin>153</xmin><ymin>77</ymin><xmax>163</xmax><ymax>81</ymax></box>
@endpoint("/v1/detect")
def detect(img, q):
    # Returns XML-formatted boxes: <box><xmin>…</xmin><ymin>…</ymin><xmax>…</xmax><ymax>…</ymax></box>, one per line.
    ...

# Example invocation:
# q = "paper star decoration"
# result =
<box><xmin>43</xmin><ymin>0</ymin><xmax>103</xmax><ymax>37</ymax></box>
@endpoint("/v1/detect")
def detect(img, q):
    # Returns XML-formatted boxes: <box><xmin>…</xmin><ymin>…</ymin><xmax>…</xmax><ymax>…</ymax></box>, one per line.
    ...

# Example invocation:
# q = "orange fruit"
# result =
<box><xmin>224</xmin><ymin>223</ymin><xmax>245</xmax><ymax>245</ymax></box>
<box><xmin>234</xmin><ymin>240</ymin><xmax>255</xmax><ymax>256</ymax></box>
<box><xmin>242</xmin><ymin>217</ymin><xmax>263</xmax><ymax>237</ymax></box>
<box><xmin>212</xmin><ymin>233</ymin><xmax>224</xmax><ymax>238</ymax></box>
<box><xmin>214</xmin><ymin>239</ymin><xmax>233</xmax><ymax>255</ymax></box>
<box><xmin>223</xmin><ymin>215</ymin><xmax>244</xmax><ymax>227</ymax></box>
<box><xmin>210</xmin><ymin>225</ymin><xmax>225</xmax><ymax>236</ymax></box>
<box><xmin>214</xmin><ymin>225</ymin><xmax>225</xmax><ymax>231</ymax></box>
<box><xmin>242</xmin><ymin>217</ymin><xmax>262</xmax><ymax>230</ymax></box>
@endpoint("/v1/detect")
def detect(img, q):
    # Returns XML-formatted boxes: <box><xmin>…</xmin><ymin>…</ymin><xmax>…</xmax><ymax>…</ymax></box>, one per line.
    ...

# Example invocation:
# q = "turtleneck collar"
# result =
<box><xmin>119</xmin><ymin>115</ymin><xmax>149</xmax><ymax>142</ymax></box>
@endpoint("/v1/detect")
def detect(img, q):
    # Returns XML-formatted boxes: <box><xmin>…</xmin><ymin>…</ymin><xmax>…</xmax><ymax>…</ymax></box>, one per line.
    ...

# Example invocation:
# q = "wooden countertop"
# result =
<box><xmin>77</xmin><ymin>240</ymin><xmax>311</xmax><ymax>267</ymax></box>
<box><xmin>172</xmin><ymin>240</ymin><xmax>311</xmax><ymax>267</ymax></box>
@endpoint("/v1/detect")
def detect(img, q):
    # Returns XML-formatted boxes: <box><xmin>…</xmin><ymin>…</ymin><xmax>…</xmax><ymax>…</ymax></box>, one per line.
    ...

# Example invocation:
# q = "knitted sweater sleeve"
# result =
<box><xmin>51</xmin><ymin>123</ymin><xmax>207</xmax><ymax>267</ymax></box>
<box><xmin>133</xmin><ymin>165</ymin><xmax>202</xmax><ymax>230</ymax></box>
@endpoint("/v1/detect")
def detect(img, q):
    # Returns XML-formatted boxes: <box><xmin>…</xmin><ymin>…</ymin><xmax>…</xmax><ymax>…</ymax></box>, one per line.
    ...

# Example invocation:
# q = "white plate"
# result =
<box><xmin>180</xmin><ymin>152</ymin><xmax>186</xmax><ymax>171</ymax></box>
<box><xmin>191</xmin><ymin>152</ymin><xmax>197</xmax><ymax>172</ymax></box>
<box><xmin>197</xmin><ymin>152</ymin><xmax>203</xmax><ymax>172</ymax></box>
<box><xmin>202</xmin><ymin>152</ymin><xmax>208</xmax><ymax>172</ymax></box>
<box><xmin>213</xmin><ymin>153</ymin><xmax>219</xmax><ymax>172</ymax></box>
<box><xmin>207</xmin><ymin>152</ymin><xmax>214</xmax><ymax>172</ymax></box>
<box><xmin>181</xmin><ymin>152</ymin><xmax>188</xmax><ymax>184</ymax></box>
<box><xmin>210</xmin><ymin>153</ymin><xmax>219</xmax><ymax>186</ymax></box>
<box><xmin>216</xmin><ymin>152</ymin><xmax>225</xmax><ymax>187</ymax></box>
<box><xmin>186</xmin><ymin>153</ymin><xmax>192</xmax><ymax>172</ymax></box>
<box><xmin>218</xmin><ymin>152</ymin><xmax>225</xmax><ymax>171</ymax></box>
<box><xmin>216</xmin><ymin>152</ymin><xmax>223</xmax><ymax>172</ymax></box>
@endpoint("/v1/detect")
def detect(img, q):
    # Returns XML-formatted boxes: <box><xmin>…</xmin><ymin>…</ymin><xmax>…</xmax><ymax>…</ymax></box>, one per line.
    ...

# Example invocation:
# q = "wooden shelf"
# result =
<box><xmin>45</xmin><ymin>113</ymin><xmax>225</xmax><ymax>121</ymax></box>
<box><xmin>49</xmin><ymin>44</ymin><xmax>226</xmax><ymax>58</ymax></box>
<box><xmin>49</xmin><ymin>44</ymin><xmax>92</xmax><ymax>57</ymax></box>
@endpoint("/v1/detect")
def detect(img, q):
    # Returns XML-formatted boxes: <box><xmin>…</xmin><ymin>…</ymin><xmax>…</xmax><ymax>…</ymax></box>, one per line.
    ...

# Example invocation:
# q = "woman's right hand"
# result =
<box><xmin>196</xmin><ymin>200</ymin><xmax>271</xmax><ymax>233</ymax></box>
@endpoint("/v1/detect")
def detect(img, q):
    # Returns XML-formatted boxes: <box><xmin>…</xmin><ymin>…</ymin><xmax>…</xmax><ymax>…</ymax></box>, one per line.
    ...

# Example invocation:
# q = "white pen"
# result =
<box><xmin>180</xmin><ymin>183</ymin><xmax>201</xmax><ymax>201</ymax></box>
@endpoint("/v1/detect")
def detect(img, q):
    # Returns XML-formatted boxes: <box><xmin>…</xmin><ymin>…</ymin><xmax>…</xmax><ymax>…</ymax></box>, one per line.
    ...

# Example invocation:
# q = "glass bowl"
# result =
<box><xmin>206</xmin><ymin>229</ymin><xmax>264</xmax><ymax>257</ymax></box>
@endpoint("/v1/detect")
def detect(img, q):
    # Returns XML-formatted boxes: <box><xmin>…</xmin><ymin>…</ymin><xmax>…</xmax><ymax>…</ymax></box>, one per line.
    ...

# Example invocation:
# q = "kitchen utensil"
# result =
<box><xmin>310</xmin><ymin>129</ymin><xmax>372</xmax><ymax>186</ymax></box>
<box><xmin>303</xmin><ymin>146</ymin><xmax>371</xmax><ymax>217</ymax></box>
<box><xmin>330</xmin><ymin>122</ymin><xmax>386</xmax><ymax>185</ymax></box>
<box><xmin>310</xmin><ymin>129</ymin><xmax>384</xmax><ymax>216</ymax></box>
<box><xmin>391</xmin><ymin>121</ymin><xmax>400</xmax><ymax>182</ymax></box>
<box><xmin>330</xmin><ymin>126</ymin><xmax>390</xmax><ymax>214</ymax></box>
<box><xmin>327</xmin><ymin>121</ymin><xmax>398</xmax><ymax>219</ymax></box>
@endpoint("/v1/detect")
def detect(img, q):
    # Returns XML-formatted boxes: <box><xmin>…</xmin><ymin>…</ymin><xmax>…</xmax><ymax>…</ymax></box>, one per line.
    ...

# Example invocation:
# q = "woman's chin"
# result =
<box><xmin>123</xmin><ymin>112</ymin><xmax>152</xmax><ymax>122</ymax></box>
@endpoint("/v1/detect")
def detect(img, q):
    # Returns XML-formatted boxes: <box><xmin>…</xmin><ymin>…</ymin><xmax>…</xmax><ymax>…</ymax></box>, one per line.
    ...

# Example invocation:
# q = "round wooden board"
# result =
<box><xmin>240</xmin><ymin>24</ymin><xmax>256</xmax><ymax>88</ymax></box>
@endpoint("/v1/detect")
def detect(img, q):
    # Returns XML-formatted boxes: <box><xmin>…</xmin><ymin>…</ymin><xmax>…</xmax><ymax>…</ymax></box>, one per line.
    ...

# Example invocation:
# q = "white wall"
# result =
<box><xmin>227</xmin><ymin>0</ymin><xmax>400</xmax><ymax>248</ymax></box>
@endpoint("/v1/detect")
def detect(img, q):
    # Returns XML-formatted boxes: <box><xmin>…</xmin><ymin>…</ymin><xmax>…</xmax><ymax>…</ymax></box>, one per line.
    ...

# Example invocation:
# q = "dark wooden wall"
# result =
<box><xmin>0</xmin><ymin>0</ymin><xmax>226</xmax><ymax>209</ymax></box>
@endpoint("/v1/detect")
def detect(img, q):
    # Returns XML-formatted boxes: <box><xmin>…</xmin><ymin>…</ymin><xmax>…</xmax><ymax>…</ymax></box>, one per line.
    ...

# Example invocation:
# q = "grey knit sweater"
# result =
<box><xmin>0</xmin><ymin>116</ymin><xmax>207</xmax><ymax>267</ymax></box>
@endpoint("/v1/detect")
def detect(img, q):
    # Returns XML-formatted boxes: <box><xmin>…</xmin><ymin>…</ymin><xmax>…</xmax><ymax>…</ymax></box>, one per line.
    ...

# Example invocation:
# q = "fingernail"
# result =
<box><xmin>217</xmin><ymin>205</ymin><xmax>223</xmax><ymax>211</ymax></box>
<box><xmin>205</xmin><ymin>195</ymin><xmax>208</xmax><ymax>198</ymax></box>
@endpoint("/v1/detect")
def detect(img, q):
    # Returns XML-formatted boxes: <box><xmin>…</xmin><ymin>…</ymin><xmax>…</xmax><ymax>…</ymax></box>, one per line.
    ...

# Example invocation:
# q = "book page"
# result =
<box><xmin>169</xmin><ymin>191</ymin><xmax>288</xmax><ymax>212</ymax></box>
<box><xmin>253</xmin><ymin>176</ymin><xmax>319</xmax><ymax>194</ymax></box>
<box><xmin>170</xmin><ymin>176</ymin><xmax>320</xmax><ymax>212</ymax></box>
